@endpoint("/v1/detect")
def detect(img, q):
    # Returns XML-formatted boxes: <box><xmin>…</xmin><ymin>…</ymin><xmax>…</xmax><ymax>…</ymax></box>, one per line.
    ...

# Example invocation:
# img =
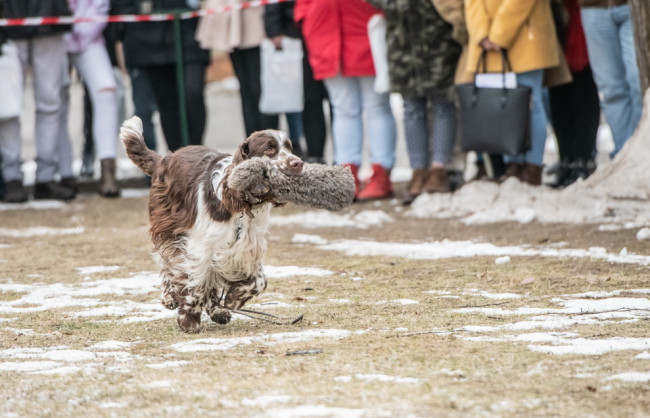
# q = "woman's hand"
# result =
<box><xmin>480</xmin><ymin>37</ymin><xmax>502</xmax><ymax>51</ymax></box>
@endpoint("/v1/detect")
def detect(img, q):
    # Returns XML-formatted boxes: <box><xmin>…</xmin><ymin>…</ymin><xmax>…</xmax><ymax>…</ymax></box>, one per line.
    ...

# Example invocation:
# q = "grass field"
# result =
<box><xmin>0</xmin><ymin>187</ymin><xmax>649</xmax><ymax>417</ymax></box>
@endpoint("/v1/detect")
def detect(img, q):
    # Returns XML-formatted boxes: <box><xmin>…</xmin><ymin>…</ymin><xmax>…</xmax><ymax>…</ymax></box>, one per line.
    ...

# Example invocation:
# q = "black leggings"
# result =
<box><xmin>549</xmin><ymin>66</ymin><xmax>600</xmax><ymax>162</ymax></box>
<box><xmin>144</xmin><ymin>62</ymin><xmax>207</xmax><ymax>152</ymax></box>
<box><xmin>230</xmin><ymin>47</ymin><xmax>279</xmax><ymax>136</ymax></box>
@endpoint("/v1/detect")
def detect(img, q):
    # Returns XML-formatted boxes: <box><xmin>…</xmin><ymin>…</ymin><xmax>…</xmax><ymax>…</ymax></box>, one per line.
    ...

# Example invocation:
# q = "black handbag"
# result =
<box><xmin>456</xmin><ymin>50</ymin><xmax>531</xmax><ymax>155</ymax></box>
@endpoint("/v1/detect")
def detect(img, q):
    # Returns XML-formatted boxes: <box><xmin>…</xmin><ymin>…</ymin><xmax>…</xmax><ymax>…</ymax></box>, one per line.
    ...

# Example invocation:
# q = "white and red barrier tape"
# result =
<box><xmin>0</xmin><ymin>0</ymin><xmax>292</xmax><ymax>27</ymax></box>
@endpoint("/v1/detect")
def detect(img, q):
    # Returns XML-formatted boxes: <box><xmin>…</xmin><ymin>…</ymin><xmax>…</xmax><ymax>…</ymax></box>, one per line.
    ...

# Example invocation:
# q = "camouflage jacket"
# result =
<box><xmin>367</xmin><ymin>0</ymin><xmax>462</xmax><ymax>98</ymax></box>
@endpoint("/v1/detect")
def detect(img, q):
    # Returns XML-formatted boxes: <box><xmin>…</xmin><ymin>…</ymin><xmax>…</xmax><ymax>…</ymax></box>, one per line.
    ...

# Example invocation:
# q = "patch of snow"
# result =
<box><xmin>291</xmin><ymin>234</ymin><xmax>328</xmax><ymax>245</ymax></box>
<box><xmin>0</xmin><ymin>200</ymin><xmax>65</xmax><ymax>211</ymax></box>
<box><xmin>329</xmin><ymin>299</ymin><xmax>351</xmax><ymax>304</ymax></box>
<box><xmin>605</xmin><ymin>372</ymin><xmax>650</xmax><ymax>382</ymax></box>
<box><xmin>241</xmin><ymin>395</ymin><xmax>292</xmax><ymax>407</ymax></box>
<box><xmin>0</xmin><ymin>361</ymin><xmax>61</xmax><ymax>372</ymax></box>
<box><xmin>495</xmin><ymin>256</ymin><xmax>511</xmax><ymax>265</ymax></box>
<box><xmin>171</xmin><ymin>329</ymin><xmax>351</xmax><ymax>353</ymax></box>
<box><xmin>271</xmin><ymin>210</ymin><xmax>392</xmax><ymax>229</ymax></box>
<box><xmin>391</xmin><ymin>299</ymin><xmax>418</xmax><ymax>305</ymax></box>
<box><xmin>528</xmin><ymin>337</ymin><xmax>650</xmax><ymax>355</ymax></box>
<box><xmin>99</xmin><ymin>402</ymin><xmax>127</xmax><ymax>408</ymax></box>
<box><xmin>76</xmin><ymin>266</ymin><xmax>120</xmax><ymax>275</ymax></box>
<box><xmin>351</xmin><ymin>374</ymin><xmax>420</xmax><ymax>384</ymax></box>
<box><xmin>146</xmin><ymin>360</ymin><xmax>189</xmax><ymax>369</ymax></box>
<box><xmin>90</xmin><ymin>341</ymin><xmax>133</xmax><ymax>350</ymax></box>
<box><xmin>0</xmin><ymin>272</ymin><xmax>160</xmax><ymax>315</ymax></box>
<box><xmin>120</xmin><ymin>188</ymin><xmax>151</xmax><ymax>199</ymax></box>
<box><xmin>0</xmin><ymin>226</ymin><xmax>85</xmax><ymax>238</ymax></box>
<box><xmin>635</xmin><ymin>351</ymin><xmax>650</xmax><ymax>360</ymax></box>
<box><xmin>315</xmin><ymin>239</ymin><xmax>650</xmax><ymax>265</ymax></box>
<box><xmin>637</xmin><ymin>228</ymin><xmax>650</xmax><ymax>240</ymax></box>
<box><xmin>264</xmin><ymin>265</ymin><xmax>333</xmax><ymax>278</ymax></box>
<box><xmin>265</xmin><ymin>405</ymin><xmax>365</xmax><ymax>418</ymax></box>
<box><xmin>145</xmin><ymin>380</ymin><xmax>175</xmax><ymax>389</ymax></box>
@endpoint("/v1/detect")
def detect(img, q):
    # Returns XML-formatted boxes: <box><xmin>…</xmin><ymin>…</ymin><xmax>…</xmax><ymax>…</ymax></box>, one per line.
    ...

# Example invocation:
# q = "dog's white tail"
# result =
<box><xmin>120</xmin><ymin>116</ymin><xmax>161</xmax><ymax>177</ymax></box>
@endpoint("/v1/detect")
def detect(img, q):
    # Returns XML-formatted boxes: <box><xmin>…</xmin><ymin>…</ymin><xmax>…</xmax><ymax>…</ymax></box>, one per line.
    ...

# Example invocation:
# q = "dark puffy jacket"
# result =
<box><xmin>110</xmin><ymin>0</ymin><xmax>209</xmax><ymax>67</ymax></box>
<box><xmin>264</xmin><ymin>3</ymin><xmax>300</xmax><ymax>39</ymax></box>
<box><xmin>0</xmin><ymin>0</ymin><xmax>72</xmax><ymax>39</ymax></box>
<box><xmin>367</xmin><ymin>0</ymin><xmax>461</xmax><ymax>98</ymax></box>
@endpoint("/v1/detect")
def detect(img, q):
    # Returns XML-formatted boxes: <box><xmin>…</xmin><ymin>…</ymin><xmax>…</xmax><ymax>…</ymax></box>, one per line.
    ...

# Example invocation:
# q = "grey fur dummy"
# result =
<box><xmin>228</xmin><ymin>158</ymin><xmax>355</xmax><ymax>211</ymax></box>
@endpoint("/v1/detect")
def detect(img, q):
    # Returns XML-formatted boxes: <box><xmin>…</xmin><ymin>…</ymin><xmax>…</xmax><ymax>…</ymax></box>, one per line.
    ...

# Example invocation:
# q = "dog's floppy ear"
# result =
<box><xmin>232</xmin><ymin>140</ymin><xmax>250</xmax><ymax>165</ymax></box>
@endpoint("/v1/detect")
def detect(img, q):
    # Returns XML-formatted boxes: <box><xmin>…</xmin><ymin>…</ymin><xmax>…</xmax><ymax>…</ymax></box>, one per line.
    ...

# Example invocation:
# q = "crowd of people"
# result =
<box><xmin>0</xmin><ymin>0</ymin><xmax>643</xmax><ymax>205</ymax></box>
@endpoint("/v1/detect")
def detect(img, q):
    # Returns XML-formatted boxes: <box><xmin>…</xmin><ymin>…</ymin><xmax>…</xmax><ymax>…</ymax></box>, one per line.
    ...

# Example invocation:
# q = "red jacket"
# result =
<box><xmin>295</xmin><ymin>0</ymin><xmax>379</xmax><ymax>80</ymax></box>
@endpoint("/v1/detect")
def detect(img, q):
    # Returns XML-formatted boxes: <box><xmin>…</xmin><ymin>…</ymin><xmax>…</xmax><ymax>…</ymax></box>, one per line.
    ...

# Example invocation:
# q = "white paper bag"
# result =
<box><xmin>475</xmin><ymin>72</ymin><xmax>517</xmax><ymax>89</ymax></box>
<box><xmin>259</xmin><ymin>37</ymin><xmax>304</xmax><ymax>114</ymax></box>
<box><xmin>367</xmin><ymin>14</ymin><xmax>389</xmax><ymax>94</ymax></box>
<box><xmin>0</xmin><ymin>42</ymin><xmax>23</xmax><ymax>120</ymax></box>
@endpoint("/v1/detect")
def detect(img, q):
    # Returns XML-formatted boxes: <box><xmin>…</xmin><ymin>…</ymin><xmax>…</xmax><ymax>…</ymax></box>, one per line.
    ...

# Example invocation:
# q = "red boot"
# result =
<box><xmin>342</xmin><ymin>163</ymin><xmax>360</xmax><ymax>197</ymax></box>
<box><xmin>356</xmin><ymin>163</ymin><xmax>393</xmax><ymax>201</ymax></box>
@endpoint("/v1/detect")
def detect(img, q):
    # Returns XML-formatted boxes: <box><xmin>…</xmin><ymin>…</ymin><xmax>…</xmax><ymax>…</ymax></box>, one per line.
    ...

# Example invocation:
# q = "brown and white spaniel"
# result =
<box><xmin>120</xmin><ymin>117</ymin><xmax>303</xmax><ymax>332</ymax></box>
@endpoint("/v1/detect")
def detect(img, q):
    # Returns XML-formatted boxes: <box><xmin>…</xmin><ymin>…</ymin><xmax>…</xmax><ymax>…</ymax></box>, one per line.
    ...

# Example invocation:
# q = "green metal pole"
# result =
<box><xmin>173</xmin><ymin>13</ymin><xmax>190</xmax><ymax>147</ymax></box>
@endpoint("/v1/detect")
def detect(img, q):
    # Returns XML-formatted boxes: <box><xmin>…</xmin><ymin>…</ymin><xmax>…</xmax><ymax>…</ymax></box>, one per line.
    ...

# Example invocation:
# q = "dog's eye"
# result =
<box><xmin>264</xmin><ymin>148</ymin><xmax>275</xmax><ymax>155</ymax></box>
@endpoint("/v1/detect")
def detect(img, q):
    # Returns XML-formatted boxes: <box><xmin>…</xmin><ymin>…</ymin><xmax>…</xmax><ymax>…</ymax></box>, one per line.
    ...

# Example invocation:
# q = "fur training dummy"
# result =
<box><xmin>228</xmin><ymin>157</ymin><xmax>355</xmax><ymax>211</ymax></box>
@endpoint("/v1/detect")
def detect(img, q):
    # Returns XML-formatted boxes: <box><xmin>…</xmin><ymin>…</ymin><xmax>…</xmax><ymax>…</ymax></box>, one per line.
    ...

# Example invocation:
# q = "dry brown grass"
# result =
<box><xmin>0</xmin><ymin>190</ymin><xmax>649</xmax><ymax>417</ymax></box>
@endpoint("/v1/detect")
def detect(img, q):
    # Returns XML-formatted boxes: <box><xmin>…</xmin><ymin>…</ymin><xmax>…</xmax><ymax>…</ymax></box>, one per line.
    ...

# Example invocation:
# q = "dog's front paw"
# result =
<box><xmin>177</xmin><ymin>311</ymin><xmax>201</xmax><ymax>333</ymax></box>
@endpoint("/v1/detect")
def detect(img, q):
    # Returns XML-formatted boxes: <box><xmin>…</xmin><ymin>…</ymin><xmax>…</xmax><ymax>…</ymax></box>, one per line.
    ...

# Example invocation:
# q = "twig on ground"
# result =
<box><xmin>285</xmin><ymin>348</ymin><xmax>323</xmax><ymax>356</ymax></box>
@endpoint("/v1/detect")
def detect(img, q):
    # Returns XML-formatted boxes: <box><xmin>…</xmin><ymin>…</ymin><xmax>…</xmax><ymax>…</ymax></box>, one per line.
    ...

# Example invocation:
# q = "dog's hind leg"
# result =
<box><xmin>205</xmin><ymin>289</ymin><xmax>232</xmax><ymax>325</ymax></box>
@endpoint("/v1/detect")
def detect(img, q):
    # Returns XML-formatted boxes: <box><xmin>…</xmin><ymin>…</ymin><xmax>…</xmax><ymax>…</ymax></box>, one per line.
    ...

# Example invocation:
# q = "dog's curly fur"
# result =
<box><xmin>120</xmin><ymin>116</ymin><xmax>307</xmax><ymax>332</ymax></box>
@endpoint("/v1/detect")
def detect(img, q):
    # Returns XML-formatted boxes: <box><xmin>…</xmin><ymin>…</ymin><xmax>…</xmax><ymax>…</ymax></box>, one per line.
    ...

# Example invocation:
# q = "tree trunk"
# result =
<box><xmin>629</xmin><ymin>0</ymin><xmax>650</xmax><ymax>92</ymax></box>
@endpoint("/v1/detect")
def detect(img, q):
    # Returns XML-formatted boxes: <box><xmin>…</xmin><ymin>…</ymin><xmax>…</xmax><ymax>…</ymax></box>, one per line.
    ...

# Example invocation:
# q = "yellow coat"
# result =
<box><xmin>465</xmin><ymin>0</ymin><xmax>559</xmax><ymax>74</ymax></box>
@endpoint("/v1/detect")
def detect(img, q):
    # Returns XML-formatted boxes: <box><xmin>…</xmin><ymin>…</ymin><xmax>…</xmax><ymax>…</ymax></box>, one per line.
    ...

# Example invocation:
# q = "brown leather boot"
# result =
<box><xmin>403</xmin><ymin>168</ymin><xmax>429</xmax><ymax>204</ymax></box>
<box><xmin>522</xmin><ymin>163</ymin><xmax>543</xmax><ymax>186</ymax></box>
<box><xmin>423</xmin><ymin>166</ymin><xmax>450</xmax><ymax>193</ymax></box>
<box><xmin>499</xmin><ymin>163</ymin><xmax>526</xmax><ymax>183</ymax></box>
<box><xmin>99</xmin><ymin>158</ymin><xmax>120</xmax><ymax>197</ymax></box>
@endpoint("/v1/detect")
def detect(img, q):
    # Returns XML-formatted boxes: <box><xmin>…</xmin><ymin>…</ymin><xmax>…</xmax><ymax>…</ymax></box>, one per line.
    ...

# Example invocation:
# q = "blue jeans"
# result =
<box><xmin>581</xmin><ymin>5</ymin><xmax>642</xmax><ymax>156</ymax></box>
<box><xmin>506</xmin><ymin>69</ymin><xmax>547</xmax><ymax>166</ymax></box>
<box><xmin>285</xmin><ymin>112</ymin><xmax>303</xmax><ymax>149</ymax></box>
<box><xmin>323</xmin><ymin>75</ymin><xmax>396</xmax><ymax>168</ymax></box>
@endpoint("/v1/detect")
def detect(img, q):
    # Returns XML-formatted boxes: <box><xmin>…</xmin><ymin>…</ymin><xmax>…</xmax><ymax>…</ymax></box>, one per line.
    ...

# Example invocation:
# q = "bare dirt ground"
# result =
<box><xmin>1</xmin><ymin>181</ymin><xmax>649</xmax><ymax>417</ymax></box>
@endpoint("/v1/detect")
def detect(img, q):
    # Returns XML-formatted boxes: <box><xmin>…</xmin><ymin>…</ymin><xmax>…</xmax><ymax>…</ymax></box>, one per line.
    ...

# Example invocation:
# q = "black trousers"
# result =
<box><xmin>549</xmin><ymin>66</ymin><xmax>600</xmax><ymax>162</ymax></box>
<box><xmin>144</xmin><ymin>62</ymin><xmax>207</xmax><ymax>152</ymax></box>
<box><xmin>230</xmin><ymin>47</ymin><xmax>279</xmax><ymax>136</ymax></box>
<box><xmin>301</xmin><ymin>42</ymin><xmax>328</xmax><ymax>159</ymax></box>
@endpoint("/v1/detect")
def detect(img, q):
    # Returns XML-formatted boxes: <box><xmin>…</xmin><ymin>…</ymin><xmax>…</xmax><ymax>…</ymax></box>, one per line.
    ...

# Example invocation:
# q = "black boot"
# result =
<box><xmin>34</xmin><ymin>181</ymin><xmax>76</xmax><ymax>201</ymax></box>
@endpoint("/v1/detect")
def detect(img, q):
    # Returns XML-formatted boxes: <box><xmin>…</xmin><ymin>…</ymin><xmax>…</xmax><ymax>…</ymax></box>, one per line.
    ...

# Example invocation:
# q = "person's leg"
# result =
<box><xmin>581</xmin><ymin>6</ymin><xmax>638</xmax><ymax>156</ymax></box>
<box><xmin>401</xmin><ymin>96</ymin><xmax>430</xmax><ymax>202</ymax></box>
<box><xmin>0</xmin><ymin>117</ymin><xmax>23</xmax><ymax>183</ymax></box>
<box><xmin>73</xmin><ymin>43</ymin><xmax>118</xmax><ymax>161</ymax></box>
<box><xmin>613</xmin><ymin>4</ymin><xmax>642</xmax><ymax>151</ymax></box>
<box><xmin>57</xmin><ymin>76</ymin><xmax>75</xmax><ymax>180</ymax></box>
<box><xmin>402</xmin><ymin>96</ymin><xmax>429</xmax><ymax>170</ymax></box>
<box><xmin>516</xmin><ymin>69</ymin><xmax>546</xmax><ymax>167</ymax></box>
<box><xmin>430</xmin><ymin>92</ymin><xmax>456</xmax><ymax>166</ymax></box>
<box><xmin>183</xmin><ymin>61</ymin><xmax>207</xmax><ymax>146</ymax></box>
<box><xmin>230</xmin><ymin>47</ymin><xmax>278</xmax><ymax>136</ymax></box>
<box><xmin>129</xmin><ymin>67</ymin><xmax>158</xmax><ymax>150</ymax></box>
<box><xmin>31</xmin><ymin>35</ymin><xmax>68</xmax><ymax>184</ymax></box>
<box><xmin>285</xmin><ymin>112</ymin><xmax>304</xmax><ymax>151</ymax></box>
<box><xmin>323</xmin><ymin>75</ymin><xmax>363</xmax><ymax>166</ymax></box>
<box><xmin>145</xmin><ymin>64</ymin><xmax>183</xmax><ymax>152</ymax></box>
<box><xmin>358</xmin><ymin>76</ymin><xmax>396</xmax><ymax>170</ymax></box>
<box><xmin>301</xmin><ymin>41</ymin><xmax>327</xmax><ymax>159</ymax></box>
